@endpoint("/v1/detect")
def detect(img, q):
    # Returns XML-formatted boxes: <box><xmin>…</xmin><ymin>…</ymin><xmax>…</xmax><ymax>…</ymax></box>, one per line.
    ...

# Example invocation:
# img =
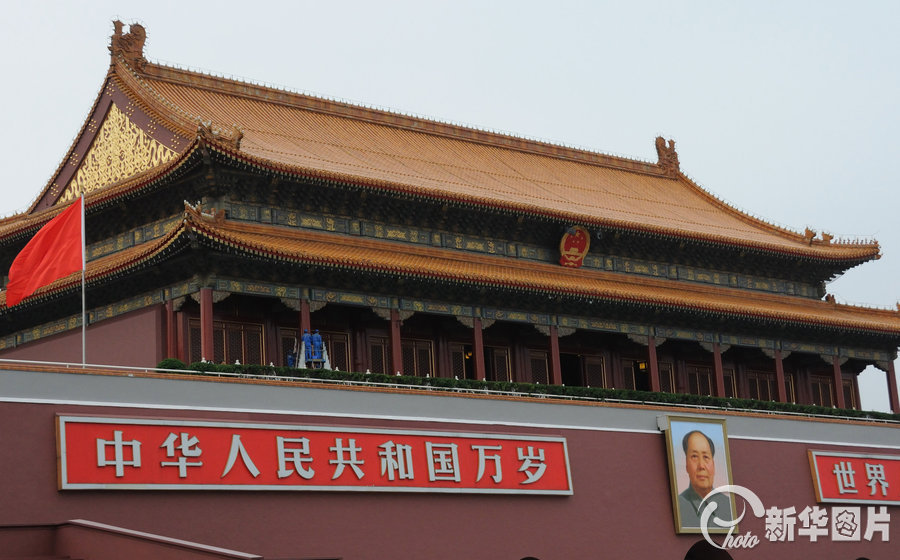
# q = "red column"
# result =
<box><xmin>774</xmin><ymin>349</ymin><xmax>788</xmax><ymax>403</ymax></box>
<box><xmin>389</xmin><ymin>308</ymin><xmax>403</xmax><ymax>375</ymax></box>
<box><xmin>648</xmin><ymin>334</ymin><xmax>660</xmax><ymax>392</ymax></box>
<box><xmin>176</xmin><ymin>311</ymin><xmax>186</xmax><ymax>361</ymax></box>
<box><xmin>300</xmin><ymin>299</ymin><xmax>311</xmax><ymax>335</ymax></box>
<box><xmin>887</xmin><ymin>361</ymin><xmax>900</xmax><ymax>414</ymax></box>
<box><xmin>473</xmin><ymin>317</ymin><xmax>486</xmax><ymax>381</ymax></box>
<box><xmin>200</xmin><ymin>288</ymin><xmax>214</xmax><ymax>362</ymax></box>
<box><xmin>713</xmin><ymin>342</ymin><xmax>726</xmax><ymax>398</ymax></box>
<box><xmin>165</xmin><ymin>300</ymin><xmax>177</xmax><ymax>359</ymax></box>
<box><xmin>832</xmin><ymin>355</ymin><xmax>846</xmax><ymax>409</ymax></box>
<box><xmin>549</xmin><ymin>326</ymin><xmax>562</xmax><ymax>386</ymax></box>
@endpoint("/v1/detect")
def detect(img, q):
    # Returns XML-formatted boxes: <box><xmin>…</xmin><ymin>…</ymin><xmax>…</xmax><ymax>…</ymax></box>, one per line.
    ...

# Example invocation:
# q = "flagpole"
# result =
<box><xmin>80</xmin><ymin>195</ymin><xmax>86</xmax><ymax>367</ymax></box>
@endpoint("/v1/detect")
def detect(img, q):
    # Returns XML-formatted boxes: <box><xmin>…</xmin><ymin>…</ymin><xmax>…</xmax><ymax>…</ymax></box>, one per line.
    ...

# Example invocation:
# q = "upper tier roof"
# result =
<box><xmin>21</xmin><ymin>22</ymin><xmax>880</xmax><ymax>265</ymax></box>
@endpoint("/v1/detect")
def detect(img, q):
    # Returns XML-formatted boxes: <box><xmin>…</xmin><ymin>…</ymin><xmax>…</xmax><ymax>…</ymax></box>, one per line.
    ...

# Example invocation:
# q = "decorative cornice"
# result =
<box><xmin>171</xmin><ymin>296</ymin><xmax>186</xmax><ymax>312</ymax></box>
<box><xmin>190</xmin><ymin>290</ymin><xmax>230</xmax><ymax>304</ymax></box>
<box><xmin>760</xmin><ymin>348</ymin><xmax>791</xmax><ymax>360</ymax></box>
<box><xmin>875</xmin><ymin>360</ymin><xmax>893</xmax><ymax>373</ymax></box>
<box><xmin>627</xmin><ymin>334</ymin><xmax>649</xmax><ymax>347</ymax></box>
<box><xmin>372</xmin><ymin>307</ymin><xmax>392</xmax><ymax>322</ymax></box>
<box><xmin>818</xmin><ymin>353</ymin><xmax>850</xmax><ymax>366</ymax></box>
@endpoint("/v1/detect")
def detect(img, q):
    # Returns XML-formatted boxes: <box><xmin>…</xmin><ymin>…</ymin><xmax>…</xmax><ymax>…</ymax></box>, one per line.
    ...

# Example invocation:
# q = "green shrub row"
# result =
<box><xmin>155</xmin><ymin>359</ymin><xmax>900</xmax><ymax>422</ymax></box>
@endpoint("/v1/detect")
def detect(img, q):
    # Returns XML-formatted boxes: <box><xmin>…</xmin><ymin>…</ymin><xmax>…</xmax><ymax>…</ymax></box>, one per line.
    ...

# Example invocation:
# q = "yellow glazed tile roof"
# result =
<box><xmin>3</xmin><ymin>205</ymin><xmax>898</xmax><ymax>335</ymax></box>
<box><xmin>99</xmin><ymin>59</ymin><xmax>876</xmax><ymax>263</ymax></box>
<box><xmin>180</xmin><ymin>211</ymin><xmax>898</xmax><ymax>336</ymax></box>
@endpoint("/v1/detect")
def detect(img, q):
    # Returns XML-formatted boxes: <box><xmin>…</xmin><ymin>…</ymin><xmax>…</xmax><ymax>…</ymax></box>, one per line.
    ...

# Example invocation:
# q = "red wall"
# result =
<box><xmin>0</xmin><ymin>398</ymin><xmax>896</xmax><ymax>560</ymax></box>
<box><xmin>0</xmin><ymin>306</ymin><xmax>164</xmax><ymax>367</ymax></box>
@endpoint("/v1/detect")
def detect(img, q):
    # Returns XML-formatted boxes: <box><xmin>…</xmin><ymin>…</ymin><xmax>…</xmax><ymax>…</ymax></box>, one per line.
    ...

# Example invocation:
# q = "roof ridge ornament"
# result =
<box><xmin>110</xmin><ymin>20</ymin><xmax>147</xmax><ymax>70</ymax></box>
<box><xmin>655</xmin><ymin>136</ymin><xmax>680</xmax><ymax>176</ymax></box>
<box><xmin>197</xmin><ymin>121</ymin><xmax>244</xmax><ymax>150</ymax></box>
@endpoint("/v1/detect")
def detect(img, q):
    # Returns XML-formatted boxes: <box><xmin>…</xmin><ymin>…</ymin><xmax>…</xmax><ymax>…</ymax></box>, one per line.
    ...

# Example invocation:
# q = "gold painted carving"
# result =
<box><xmin>59</xmin><ymin>103</ymin><xmax>177</xmax><ymax>204</ymax></box>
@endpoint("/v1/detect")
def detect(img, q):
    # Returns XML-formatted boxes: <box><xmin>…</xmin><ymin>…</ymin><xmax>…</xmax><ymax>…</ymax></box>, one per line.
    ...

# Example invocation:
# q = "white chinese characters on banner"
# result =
<box><xmin>809</xmin><ymin>451</ymin><xmax>900</xmax><ymax>506</ymax></box>
<box><xmin>66</xmin><ymin>416</ymin><xmax>573</xmax><ymax>494</ymax></box>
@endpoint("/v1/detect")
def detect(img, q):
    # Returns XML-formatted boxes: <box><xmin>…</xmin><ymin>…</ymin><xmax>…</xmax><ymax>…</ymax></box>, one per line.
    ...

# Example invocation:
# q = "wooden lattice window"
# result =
<box><xmin>748</xmin><ymin>370</ymin><xmax>777</xmax><ymax>401</ymax></box>
<box><xmin>622</xmin><ymin>358</ymin><xmax>650</xmax><ymax>391</ymax></box>
<box><xmin>280</xmin><ymin>330</ymin><xmax>298</xmax><ymax>367</ymax></box>
<box><xmin>723</xmin><ymin>368</ymin><xmax>736</xmax><ymax>398</ymax></box>
<box><xmin>369</xmin><ymin>336</ymin><xmax>388</xmax><ymax>374</ymax></box>
<box><xmin>449</xmin><ymin>343</ymin><xmax>468</xmax><ymax>379</ymax></box>
<box><xmin>529</xmin><ymin>350</ymin><xmax>549</xmax><ymax>384</ymax></box>
<box><xmin>401</xmin><ymin>339</ymin><xmax>433</xmax><ymax>377</ymax></box>
<box><xmin>686</xmin><ymin>364</ymin><xmax>714</xmax><ymax>396</ymax></box>
<box><xmin>585</xmin><ymin>356</ymin><xmax>606</xmax><ymax>388</ymax></box>
<box><xmin>810</xmin><ymin>375</ymin><xmax>835</xmax><ymax>407</ymax></box>
<box><xmin>842</xmin><ymin>379</ymin><xmax>857</xmax><ymax>410</ymax></box>
<box><xmin>659</xmin><ymin>361</ymin><xmax>675</xmax><ymax>393</ymax></box>
<box><xmin>327</xmin><ymin>333</ymin><xmax>350</xmax><ymax>372</ymax></box>
<box><xmin>486</xmin><ymin>347</ymin><xmax>511</xmax><ymax>382</ymax></box>
<box><xmin>189</xmin><ymin>319</ymin><xmax>263</xmax><ymax>365</ymax></box>
<box><xmin>786</xmin><ymin>372</ymin><xmax>798</xmax><ymax>403</ymax></box>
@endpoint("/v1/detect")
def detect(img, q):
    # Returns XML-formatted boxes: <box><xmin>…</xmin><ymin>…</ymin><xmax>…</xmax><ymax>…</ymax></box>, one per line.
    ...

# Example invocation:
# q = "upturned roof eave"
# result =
<box><xmin>108</xmin><ymin>54</ymin><xmax>880</xmax><ymax>264</ymax></box>
<box><xmin>179</xmin><ymin>208</ymin><xmax>900</xmax><ymax>338</ymax></box>
<box><xmin>0</xmin><ymin>130</ymin><xmax>879</xmax><ymax>272</ymax></box>
<box><xmin>203</xmin><ymin>142</ymin><xmax>880</xmax><ymax>266</ymax></box>
<box><xmin>0</xmin><ymin>142</ymin><xmax>199</xmax><ymax>246</ymax></box>
<box><xmin>2</xmin><ymin>205</ymin><xmax>897</xmax><ymax>340</ymax></box>
<box><xmin>4</xmin><ymin>47</ymin><xmax>880</xmax><ymax>268</ymax></box>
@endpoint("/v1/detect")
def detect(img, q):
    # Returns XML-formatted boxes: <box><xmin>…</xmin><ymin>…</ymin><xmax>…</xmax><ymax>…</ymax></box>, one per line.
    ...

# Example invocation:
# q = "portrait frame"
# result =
<box><xmin>663</xmin><ymin>416</ymin><xmax>736</xmax><ymax>534</ymax></box>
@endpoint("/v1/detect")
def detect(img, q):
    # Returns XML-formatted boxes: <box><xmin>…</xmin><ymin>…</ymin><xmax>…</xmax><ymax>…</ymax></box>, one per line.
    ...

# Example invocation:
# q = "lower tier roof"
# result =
<box><xmin>3</xmin><ymin>203</ymin><xmax>900</xmax><ymax>340</ymax></box>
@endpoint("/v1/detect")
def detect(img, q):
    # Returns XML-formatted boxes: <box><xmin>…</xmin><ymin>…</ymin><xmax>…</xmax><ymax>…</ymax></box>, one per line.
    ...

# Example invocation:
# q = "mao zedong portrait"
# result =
<box><xmin>678</xmin><ymin>430</ymin><xmax>732</xmax><ymax>528</ymax></box>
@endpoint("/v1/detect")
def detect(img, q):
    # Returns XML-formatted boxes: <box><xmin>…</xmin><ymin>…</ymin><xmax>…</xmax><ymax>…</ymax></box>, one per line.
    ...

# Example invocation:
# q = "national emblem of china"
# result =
<box><xmin>559</xmin><ymin>226</ymin><xmax>591</xmax><ymax>268</ymax></box>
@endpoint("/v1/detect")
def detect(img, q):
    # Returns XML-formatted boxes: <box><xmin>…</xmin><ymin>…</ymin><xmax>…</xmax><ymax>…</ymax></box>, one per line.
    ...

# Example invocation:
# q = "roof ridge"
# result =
<box><xmin>121</xmin><ymin>58</ymin><xmax>882</xmax><ymax>260</ymax></box>
<box><xmin>127</xmin><ymin>58</ymin><xmax>667</xmax><ymax>178</ymax></box>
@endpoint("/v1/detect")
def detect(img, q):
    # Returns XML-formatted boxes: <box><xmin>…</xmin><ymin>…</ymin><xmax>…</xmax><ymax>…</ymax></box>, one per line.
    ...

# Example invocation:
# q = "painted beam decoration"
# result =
<box><xmin>809</xmin><ymin>451</ymin><xmax>900</xmax><ymax>506</ymax></box>
<box><xmin>57</xmin><ymin>416</ymin><xmax>573</xmax><ymax>494</ymax></box>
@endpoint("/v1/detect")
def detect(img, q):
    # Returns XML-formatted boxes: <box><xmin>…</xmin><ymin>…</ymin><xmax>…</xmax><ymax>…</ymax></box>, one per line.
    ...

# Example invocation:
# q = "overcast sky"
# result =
<box><xmin>1</xmin><ymin>1</ymin><xmax>898</xmax><ymax>410</ymax></box>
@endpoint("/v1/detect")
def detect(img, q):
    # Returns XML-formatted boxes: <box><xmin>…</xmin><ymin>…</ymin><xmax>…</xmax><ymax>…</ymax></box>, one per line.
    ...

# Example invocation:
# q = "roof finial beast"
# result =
<box><xmin>110</xmin><ymin>20</ymin><xmax>147</xmax><ymax>69</ymax></box>
<box><xmin>655</xmin><ymin>136</ymin><xmax>680</xmax><ymax>176</ymax></box>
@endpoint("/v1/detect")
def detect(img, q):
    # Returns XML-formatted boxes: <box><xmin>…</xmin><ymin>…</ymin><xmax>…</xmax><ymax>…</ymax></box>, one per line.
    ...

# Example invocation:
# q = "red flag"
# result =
<box><xmin>6</xmin><ymin>198</ymin><xmax>84</xmax><ymax>307</ymax></box>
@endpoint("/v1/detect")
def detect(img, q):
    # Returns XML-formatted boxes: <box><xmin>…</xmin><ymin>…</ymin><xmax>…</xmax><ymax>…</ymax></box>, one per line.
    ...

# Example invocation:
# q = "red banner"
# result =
<box><xmin>809</xmin><ymin>451</ymin><xmax>900</xmax><ymax>506</ymax></box>
<box><xmin>58</xmin><ymin>416</ymin><xmax>572</xmax><ymax>494</ymax></box>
